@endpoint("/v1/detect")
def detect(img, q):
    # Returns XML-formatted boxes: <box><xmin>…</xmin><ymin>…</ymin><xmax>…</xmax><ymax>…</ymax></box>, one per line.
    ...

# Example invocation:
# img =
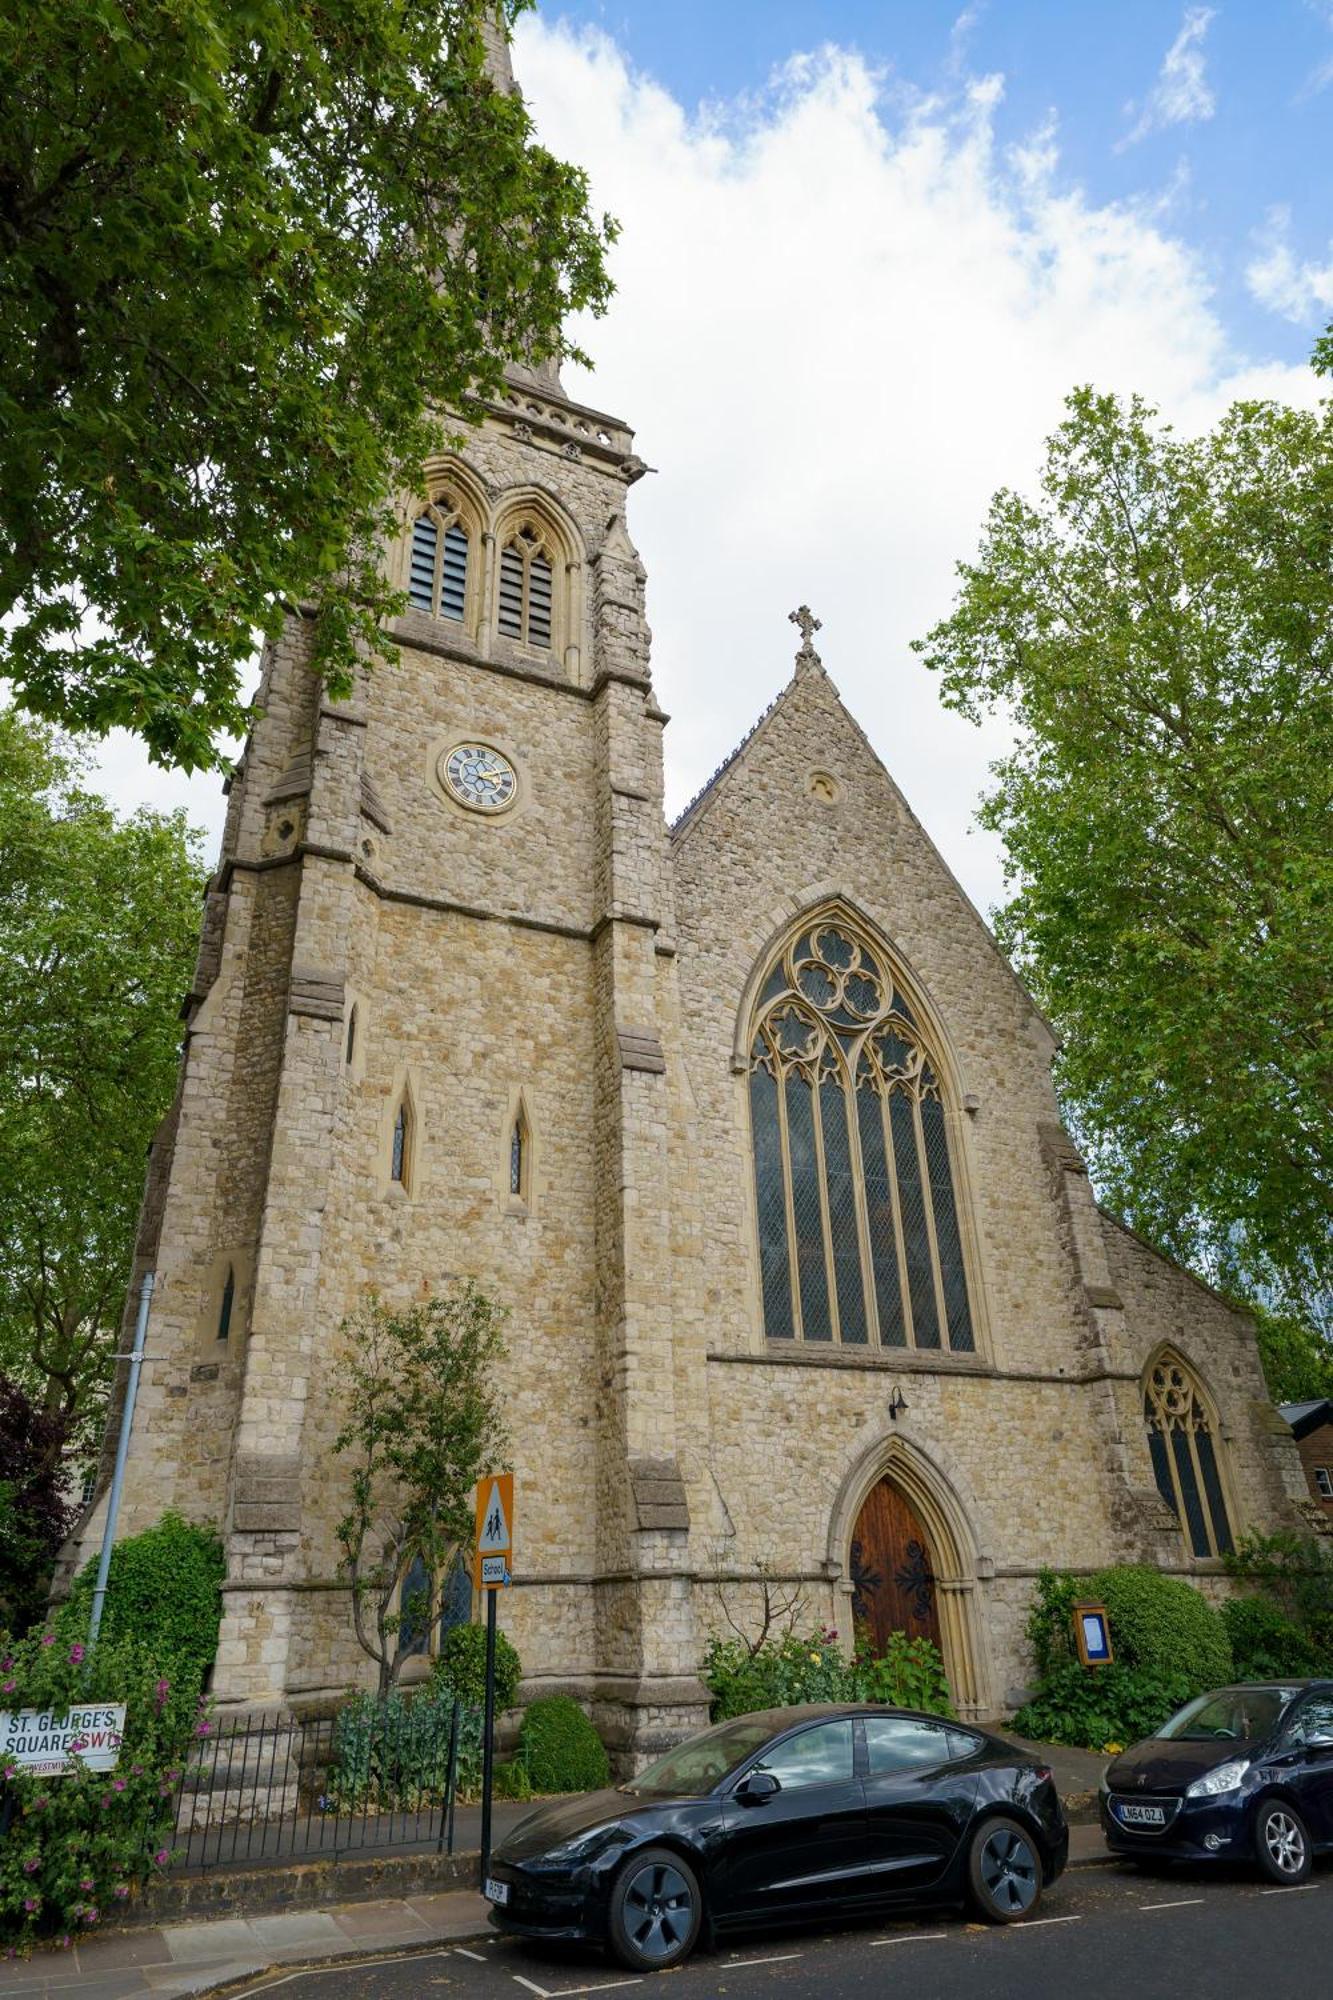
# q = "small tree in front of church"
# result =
<box><xmin>333</xmin><ymin>1284</ymin><xmax>508</xmax><ymax>1697</ymax></box>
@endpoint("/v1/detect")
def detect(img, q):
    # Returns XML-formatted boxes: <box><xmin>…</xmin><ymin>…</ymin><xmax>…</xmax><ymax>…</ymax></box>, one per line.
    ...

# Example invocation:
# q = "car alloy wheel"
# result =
<box><xmin>1256</xmin><ymin>1803</ymin><xmax>1311</xmax><ymax>1886</ymax></box>
<box><xmin>969</xmin><ymin>1815</ymin><xmax>1043</xmax><ymax>1922</ymax></box>
<box><xmin>608</xmin><ymin>1846</ymin><xmax>703</xmax><ymax>1971</ymax></box>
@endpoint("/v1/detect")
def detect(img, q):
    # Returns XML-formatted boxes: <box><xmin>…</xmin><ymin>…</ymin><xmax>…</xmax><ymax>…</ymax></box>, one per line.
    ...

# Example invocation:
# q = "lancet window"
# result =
<box><xmin>408</xmin><ymin>495</ymin><xmax>471</xmax><ymax>622</ymax></box>
<box><xmin>497</xmin><ymin>523</ymin><xmax>554</xmax><ymax>648</ymax></box>
<box><xmin>1144</xmin><ymin>1356</ymin><xmax>1234</xmax><ymax>1559</ymax></box>
<box><xmin>748</xmin><ymin>918</ymin><xmax>975</xmax><ymax>1353</ymax></box>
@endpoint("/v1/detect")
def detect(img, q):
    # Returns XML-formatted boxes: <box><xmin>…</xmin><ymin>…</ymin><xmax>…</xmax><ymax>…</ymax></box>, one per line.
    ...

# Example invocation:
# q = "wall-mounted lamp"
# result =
<box><xmin>888</xmin><ymin>1387</ymin><xmax>909</xmax><ymax>1422</ymax></box>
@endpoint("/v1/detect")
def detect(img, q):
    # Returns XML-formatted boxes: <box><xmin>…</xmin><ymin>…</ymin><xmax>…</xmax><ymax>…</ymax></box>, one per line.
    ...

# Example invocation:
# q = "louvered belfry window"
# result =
<box><xmin>498</xmin><ymin>524</ymin><xmax>554</xmax><ymax>648</ymax></box>
<box><xmin>407</xmin><ymin>498</ymin><xmax>470</xmax><ymax>622</ymax></box>
<box><xmin>1144</xmin><ymin>1357</ymin><xmax>1234</xmax><ymax>1559</ymax></box>
<box><xmin>748</xmin><ymin>918</ymin><xmax>975</xmax><ymax>1353</ymax></box>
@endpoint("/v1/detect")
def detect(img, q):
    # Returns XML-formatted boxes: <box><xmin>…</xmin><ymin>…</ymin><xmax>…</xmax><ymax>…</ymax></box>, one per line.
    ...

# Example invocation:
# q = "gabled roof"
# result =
<box><xmin>1280</xmin><ymin>1399</ymin><xmax>1333</xmax><ymax>1439</ymax></box>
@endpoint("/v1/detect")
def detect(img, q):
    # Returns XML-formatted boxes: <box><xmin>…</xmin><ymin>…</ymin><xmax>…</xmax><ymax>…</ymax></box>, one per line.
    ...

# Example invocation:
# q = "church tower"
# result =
<box><xmin>75</xmin><ymin>18</ymin><xmax>711</xmax><ymax>1763</ymax></box>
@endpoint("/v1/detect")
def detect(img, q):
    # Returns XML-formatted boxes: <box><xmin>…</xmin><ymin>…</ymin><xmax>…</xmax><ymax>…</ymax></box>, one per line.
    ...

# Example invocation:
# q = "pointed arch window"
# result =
<box><xmin>509</xmin><ymin>1113</ymin><xmax>526</xmax><ymax>1199</ymax></box>
<box><xmin>217</xmin><ymin>1265</ymin><xmax>235</xmax><ymax>1342</ymax></box>
<box><xmin>1144</xmin><ymin>1356</ymin><xmax>1234</xmax><ymax>1559</ymax></box>
<box><xmin>497</xmin><ymin>523</ymin><xmax>554</xmax><ymax>648</ymax></box>
<box><xmin>391</xmin><ymin>1100</ymin><xmax>411</xmax><ymax>1187</ymax></box>
<box><xmin>345</xmin><ymin>1005</ymin><xmax>358</xmax><ymax>1066</ymax></box>
<box><xmin>747</xmin><ymin>918</ymin><xmax>975</xmax><ymax>1353</ymax></box>
<box><xmin>408</xmin><ymin>495</ymin><xmax>471</xmax><ymax>622</ymax></box>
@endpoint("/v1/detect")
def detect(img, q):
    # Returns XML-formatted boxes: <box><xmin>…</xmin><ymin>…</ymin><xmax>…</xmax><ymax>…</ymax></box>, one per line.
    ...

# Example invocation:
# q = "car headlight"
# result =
<box><xmin>546</xmin><ymin>1823</ymin><xmax>629</xmax><ymax>1864</ymax></box>
<box><xmin>1185</xmin><ymin>1759</ymin><xmax>1250</xmax><ymax>1799</ymax></box>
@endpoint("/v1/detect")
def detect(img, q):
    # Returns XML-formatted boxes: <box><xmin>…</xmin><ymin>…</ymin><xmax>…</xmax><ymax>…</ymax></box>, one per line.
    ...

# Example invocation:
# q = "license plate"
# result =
<box><xmin>485</xmin><ymin>1877</ymin><xmax>510</xmax><ymax>1907</ymax></box>
<box><xmin>1118</xmin><ymin>1803</ymin><xmax>1166</xmax><ymax>1827</ymax></box>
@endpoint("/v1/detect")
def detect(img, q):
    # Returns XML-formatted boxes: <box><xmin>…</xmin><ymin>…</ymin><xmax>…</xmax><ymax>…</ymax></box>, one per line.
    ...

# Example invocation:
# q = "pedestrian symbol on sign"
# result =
<box><xmin>478</xmin><ymin>1481</ymin><xmax>510</xmax><ymax>1553</ymax></box>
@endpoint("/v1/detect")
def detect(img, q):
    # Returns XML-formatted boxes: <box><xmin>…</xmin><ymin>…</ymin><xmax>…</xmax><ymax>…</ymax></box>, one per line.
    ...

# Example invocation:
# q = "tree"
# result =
<box><xmin>915</xmin><ymin>385</ymin><xmax>1333</xmax><ymax>1342</ymax></box>
<box><xmin>0</xmin><ymin>0</ymin><xmax>614</xmax><ymax>771</ymax></box>
<box><xmin>333</xmin><ymin>1284</ymin><xmax>508</xmax><ymax>1696</ymax></box>
<box><xmin>0</xmin><ymin>708</ymin><xmax>205</xmax><ymax>1448</ymax></box>
<box><xmin>0</xmin><ymin>1376</ymin><xmax>74</xmax><ymax>1634</ymax></box>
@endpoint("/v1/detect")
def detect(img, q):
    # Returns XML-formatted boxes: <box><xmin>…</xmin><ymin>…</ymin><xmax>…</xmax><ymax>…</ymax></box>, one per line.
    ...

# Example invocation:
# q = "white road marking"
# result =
<box><xmin>870</xmin><ymin>1930</ymin><xmax>950</xmax><ymax>1947</ymax></box>
<box><xmin>454</xmin><ymin>1947</ymin><xmax>489</xmax><ymax>1961</ymax></box>
<box><xmin>1138</xmin><ymin>1898</ymin><xmax>1206</xmax><ymax>1912</ymax></box>
<box><xmin>511</xmin><ymin>1978</ymin><xmax>552</xmax><ymax>1998</ymax></box>
<box><xmin>1013</xmin><ymin>1914</ymin><xmax>1083</xmax><ymax>1927</ymax></box>
<box><xmin>548</xmin><ymin>1983</ymin><xmax>642</xmax><ymax>1997</ymax></box>
<box><xmin>1260</xmin><ymin>1883</ymin><xmax>1318</xmax><ymax>1895</ymax></box>
<box><xmin>726</xmin><ymin>1953</ymin><xmax>804</xmax><ymax>1967</ymax></box>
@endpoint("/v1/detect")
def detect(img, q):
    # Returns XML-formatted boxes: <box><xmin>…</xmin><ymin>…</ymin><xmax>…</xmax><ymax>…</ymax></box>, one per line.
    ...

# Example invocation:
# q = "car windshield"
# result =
<box><xmin>622</xmin><ymin>1717</ymin><xmax>778</xmax><ymax>1797</ymax></box>
<box><xmin>1157</xmin><ymin>1689</ymin><xmax>1289</xmax><ymax>1743</ymax></box>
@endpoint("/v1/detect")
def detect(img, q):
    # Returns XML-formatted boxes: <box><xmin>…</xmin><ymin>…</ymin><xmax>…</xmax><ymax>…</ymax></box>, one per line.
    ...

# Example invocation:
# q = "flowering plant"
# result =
<box><xmin>0</xmin><ymin>1631</ymin><xmax>203</xmax><ymax>1948</ymax></box>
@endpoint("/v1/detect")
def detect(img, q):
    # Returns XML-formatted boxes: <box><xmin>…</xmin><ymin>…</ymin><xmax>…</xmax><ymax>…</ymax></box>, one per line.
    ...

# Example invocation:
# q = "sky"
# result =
<box><xmin>91</xmin><ymin>0</ymin><xmax>1332</xmax><ymax>918</ymax></box>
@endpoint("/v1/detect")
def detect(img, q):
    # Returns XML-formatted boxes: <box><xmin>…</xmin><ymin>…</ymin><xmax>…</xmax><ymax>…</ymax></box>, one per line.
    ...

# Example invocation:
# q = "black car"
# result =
<box><xmin>485</xmin><ymin>1702</ymin><xmax>1068</xmax><ymax>1971</ymax></box>
<box><xmin>1101</xmin><ymin>1680</ymin><xmax>1333</xmax><ymax>1882</ymax></box>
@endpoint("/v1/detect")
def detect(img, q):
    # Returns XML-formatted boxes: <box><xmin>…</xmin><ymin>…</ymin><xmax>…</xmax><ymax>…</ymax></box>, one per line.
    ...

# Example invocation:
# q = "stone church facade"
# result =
<box><xmin>70</xmin><ymin>34</ymin><xmax>1317</xmax><ymax>1771</ymax></box>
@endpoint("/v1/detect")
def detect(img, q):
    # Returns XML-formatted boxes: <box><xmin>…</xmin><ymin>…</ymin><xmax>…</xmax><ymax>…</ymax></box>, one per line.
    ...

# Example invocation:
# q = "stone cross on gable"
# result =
<box><xmin>789</xmin><ymin>604</ymin><xmax>823</xmax><ymax>667</ymax></box>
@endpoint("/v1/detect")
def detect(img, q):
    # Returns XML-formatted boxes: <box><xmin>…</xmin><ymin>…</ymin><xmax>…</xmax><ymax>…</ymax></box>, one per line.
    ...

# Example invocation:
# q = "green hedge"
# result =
<box><xmin>1010</xmin><ymin>1566</ymin><xmax>1232</xmax><ymax>1751</ymax></box>
<box><xmin>1221</xmin><ymin>1596</ymin><xmax>1319</xmax><ymax>1679</ymax></box>
<box><xmin>58</xmin><ymin>1513</ymin><xmax>224</xmax><ymax>1688</ymax></box>
<box><xmin>703</xmin><ymin>1629</ymin><xmax>953</xmax><ymax>1721</ymax></box>
<box><xmin>518</xmin><ymin>1696</ymin><xmax>610</xmax><ymax>1793</ymax></box>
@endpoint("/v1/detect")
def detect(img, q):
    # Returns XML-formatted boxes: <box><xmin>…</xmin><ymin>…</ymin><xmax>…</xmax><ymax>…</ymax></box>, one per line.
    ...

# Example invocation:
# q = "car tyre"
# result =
<box><xmin>607</xmin><ymin>1846</ymin><xmax>703</xmax><ymax>1972</ymax></box>
<box><xmin>967</xmin><ymin>1815</ymin><xmax>1044</xmax><ymax>1923</ymax></box>
<box><xmin>1254</xmin><ymin>1799</ymin><xmax>1312</xmax><ymax>1886</ymax></box>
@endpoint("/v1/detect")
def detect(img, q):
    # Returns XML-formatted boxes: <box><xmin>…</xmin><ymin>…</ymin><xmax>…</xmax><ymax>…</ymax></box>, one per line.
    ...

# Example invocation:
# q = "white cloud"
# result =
<box><xmin>1119</xmin><ymin>6</ymin><xmax>1217</xmax><ymax>149</ymax></box>
<box><xmin>1247</xmin><ymin>206</ymin><xmax>1333</xmax><ymax>322</ymax></box>
<box><xmin>88</xmin><ymin>16</ymin><xmax>1320</xmax><ymax>921</ymax></box>
<box><xmin>1301</xmin><ymin>0</ymin><xmax>1333</xmax><ymax>95</ymax></box>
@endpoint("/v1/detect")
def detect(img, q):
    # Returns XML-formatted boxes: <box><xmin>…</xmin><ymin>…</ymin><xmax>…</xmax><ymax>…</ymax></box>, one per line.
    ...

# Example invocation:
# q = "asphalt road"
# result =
<box><xmin>226</xmin><ymin>1860</ymin><xmax>1333</xmax><ymax>2000</ymax></box>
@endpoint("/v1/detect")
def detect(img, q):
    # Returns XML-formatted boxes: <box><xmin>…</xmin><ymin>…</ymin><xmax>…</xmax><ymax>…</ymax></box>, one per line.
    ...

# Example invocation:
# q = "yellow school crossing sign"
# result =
<box><xmin>473</xmin><ymin>1472</ymin><xmax>514</xmax><ymax>1590</ymax></box>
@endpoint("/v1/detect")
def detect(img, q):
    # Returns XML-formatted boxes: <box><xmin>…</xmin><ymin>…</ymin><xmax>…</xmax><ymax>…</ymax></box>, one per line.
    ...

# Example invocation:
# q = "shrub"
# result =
<box><xmin>429</xmin><ymin>1623</ymin><xmax>522</xmax><ymax>1712</ymax></box>
<box><xmin>1090</xmin><ymin>1566</ymin><xmax>1232</xmax><ymax>1689</ymax></box>
<box><xmin>1010</xmin><ymin>1661</ymin><xmax>1197</xmax><ymax>1750</ymax></box>
<box><xmin>850</xmin><ymin>1632</ymin><xmax>953</xmax><ymax>1717</ymax></box>
<box><xmin>58</xmin><ymin>1513</ymin><xmax>224</xmax><ymax>1688</ymax></box>
<box><xmin>1225</xmin><ymin>1532</ymin><xmax>1333</xmax><ymax>1656</ymax></box>
<box><xmin>1221</xmin><ymin>1596</ymin><xmax>1319</xmax><ymax>1679</ymax></box>
<box><xmin>0</xmin><ymin>1627</ymin><xmax>202</xmax><ymax>1947</ymax></box>
<box><xmin>518</xmin><ymin>1696</ymin><xmax>610</xmax><ymax>1794</ymax></box>
<box><xmin>329</xmin><ymin>1687</ymin><xmax>480</xmax><ymax>1810</ymax></box>
<box><xmin>703</xmin><ymin>1627</ymin><xmax>955</xmax><ymax>1722</ymax></box>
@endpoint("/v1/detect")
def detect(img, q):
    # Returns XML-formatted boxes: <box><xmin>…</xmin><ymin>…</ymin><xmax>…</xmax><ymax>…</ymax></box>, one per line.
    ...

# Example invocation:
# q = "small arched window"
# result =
<box><xmin>498</xmin><ymin>523</ymin><xmax>554</xmax><ymax>648</ymax></box>
<box><xmin>217</xmin><ymin>1265</ymin><xmax>235</xmax><ymax>1342</ymax></box>
<box><xmin>345</xmin><ymin>1005</ymin><xmax>357</xmax><ymax>1066</ymax></box>
<box><xmin>391</xmin><ymin>1101</ymin><xmax>411</xmax><ymax>1186</ymax></box>
<box><xmin>1144</xmin><ymin>1355</ymin><xmax>1234</xmax><ymax>1559</ymax></box>
<box><xmin>408</xmin><ymin>495</ymin><xmax>471</xmax><ymax>622</ymax></box>
<box><xmin>747</xmin><ymin>916</ymin><xmax>975</xmax><ymax>1353</ymax></box>
<box><xmin>508</xmin><ymin>1105</ymin><xmax>530</xmax><ymax>1202</ymax></box>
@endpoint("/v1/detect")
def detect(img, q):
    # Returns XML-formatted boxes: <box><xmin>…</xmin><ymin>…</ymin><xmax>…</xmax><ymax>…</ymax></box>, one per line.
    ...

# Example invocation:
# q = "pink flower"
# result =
<box><xmin>22</xmin><ymin>1859</ymin><xmax>39</xmax><ymax>1875</ymax></box>
<box><xmin>3</xmin><ymin>1766</ymin><xmax>15</xmax><ymax>1780</ymax></box>
<box><xmin>1</xmin><ymin>1679</ymin><xmax>16</xmax><ymax>1694</ymax></box>
<box><xmin>57</xmin><ymin>1935</ymin><xmax>71</xmax><ymax>1950</ymax></box>
<box><xmin>153</xmin><ymin>1849</ymin><xmax>169</xmax><ymax>1867</ymax></box>
<box><xmin>40</xmin><ymin>1634</ymin><xmax>55</xmax><ymax>1648</ymax></box>
<box><xmin>195</xmin><ymin>1721</ymin><xmax>212</xmax><ymax>1737</ymax></box>
<box><xmin>113</xmin><ymin>1884</ymin><xmax>129</xmax><ymax>1900</ymax></box>
<box><xmin>22</xmin><ymin>1900</ymin><xmax>36</xmax><ymax>1914</ymax></box>
<box><xmin>131</xmin><ymin>1764</ymin><xmax>143</xmax><ymax>1777</ymax></box>
<box><xmin>112</xmin><ymin>1778</ymin><xmax>126</xmax><ymax>1792</ymax></box>
<box><xmin>67</xmin><ymin>1643</ymin><xmax>85</xmax><ymax>1665</ymax></box>
<box><xmin>32</xmin><ymin>1797</ymin><xmax>47</xmax><ymax>1812</ymax></box>
<box><xmin>82</xmin><ymin>1911</ymin><xmax>98</xmax><ymax>1926</ymax></box>
<box><xmin>79</xmin><ymin>1878</ymin><xmax>94</xmax><ymax>1892</ymax></box>
<box><xmin>153</xmin><ymin>1678</ymin><xmax>170</xmax><ymax>1710</ymax></box>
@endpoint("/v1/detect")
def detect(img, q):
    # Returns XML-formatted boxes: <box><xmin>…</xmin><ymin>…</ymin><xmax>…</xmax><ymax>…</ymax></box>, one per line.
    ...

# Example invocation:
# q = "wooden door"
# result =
<box><xmin>850</xmin><ymin>1479</ymin><xmax>941</xmax><ymax>1656</ymax></box>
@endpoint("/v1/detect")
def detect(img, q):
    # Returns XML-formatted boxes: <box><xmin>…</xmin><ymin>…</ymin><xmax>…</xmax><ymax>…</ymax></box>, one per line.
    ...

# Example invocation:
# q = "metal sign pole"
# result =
<box><xmin>480</xmin><ymin>1585</ymin><xmax>498</xmax><ymax>1880</ymax></box>
<box><xmin>88</xmin><ymin>1271</ymin><xmax>154</xmax><ymax>1650</ymax></box>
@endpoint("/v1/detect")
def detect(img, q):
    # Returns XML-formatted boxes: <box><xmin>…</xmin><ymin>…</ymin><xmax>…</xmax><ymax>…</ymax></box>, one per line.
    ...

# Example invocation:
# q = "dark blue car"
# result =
<box><xmin>1101</xmin><ymin>1680</ymin><xmax>1333</xmax><ymax>1882</ymax></box>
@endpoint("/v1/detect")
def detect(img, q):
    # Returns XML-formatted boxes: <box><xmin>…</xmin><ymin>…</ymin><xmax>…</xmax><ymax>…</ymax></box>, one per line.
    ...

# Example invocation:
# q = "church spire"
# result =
<box><xmin>479</xmin><ymin>6</ymin><xmax>517</xmax><ymax>96</ymax></box>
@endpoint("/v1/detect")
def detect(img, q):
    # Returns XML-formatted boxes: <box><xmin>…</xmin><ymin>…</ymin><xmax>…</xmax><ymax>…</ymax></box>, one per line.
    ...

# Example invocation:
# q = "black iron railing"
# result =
<box><xmin>169</xmin><ymin>1699</ymin><xmax>476</xmax><ymax>1873</ymax></box>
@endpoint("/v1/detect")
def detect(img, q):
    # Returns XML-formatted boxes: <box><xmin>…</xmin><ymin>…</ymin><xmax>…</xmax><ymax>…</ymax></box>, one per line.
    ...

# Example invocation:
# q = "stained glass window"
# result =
<box><xmin>747</xmin><ymin>918</ymin><xmax>976</xmax><ymax>1353</ymax></box>
<box><xmin>408</xmin><ymin>498</ymin><xmax>470</xmax><ymax>621</ymax></box>
<box><xmin>1144</xmin><ymin>1357</ymin><xmax>1234</xmax><ymax>1559</ymax></box>
<box><xmin>398</xmin><ymin>1553</ymin><xmax>432</xmax><ymax>1658</ymax></box>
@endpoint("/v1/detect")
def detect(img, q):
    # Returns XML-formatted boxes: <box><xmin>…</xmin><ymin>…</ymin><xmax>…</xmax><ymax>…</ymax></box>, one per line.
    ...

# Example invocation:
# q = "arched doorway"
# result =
<box><xmin>829</xmin><ymin>1436</ymin><xmax>993</xmax><ymax>1720</ymax></box>
<box><xmin>850</xmin><ymin>1478</ymin><xmax>941</xmax><ymax>1657</ymax></box>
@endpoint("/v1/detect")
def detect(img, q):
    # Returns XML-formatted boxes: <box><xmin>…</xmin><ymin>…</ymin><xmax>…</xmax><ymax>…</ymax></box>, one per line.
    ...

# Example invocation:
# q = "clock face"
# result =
<box><xmin>441</xmin><ymin>743</ymin><xmax>518</xmax><ymax>813</ymax></box>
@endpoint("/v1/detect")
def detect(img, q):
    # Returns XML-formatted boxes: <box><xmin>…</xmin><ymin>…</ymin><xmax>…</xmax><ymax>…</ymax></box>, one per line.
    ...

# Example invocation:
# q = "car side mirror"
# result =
<box><xmin>1306</xmin><ymin>1731</ymin><xmax>1333</xmax><ymax>1751</ymax></box>
<box><xmin>735</xmin><ymin>1770</ymin><xmax>781</xmax><ymax>1806</ymax></box>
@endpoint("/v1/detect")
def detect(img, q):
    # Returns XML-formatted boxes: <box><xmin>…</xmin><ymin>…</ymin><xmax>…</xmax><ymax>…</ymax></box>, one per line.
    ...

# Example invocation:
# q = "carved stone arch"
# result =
<box><xmin>730</xmin><ymin>892</ymin><xmax>972</xmax><ymax>1108</ymax></box>
<box><xmin>735</xmin><ymin>893</ymin><xmax>991</xmax><ymax>1359</ymax></box>
<box><xmin>827</xmin><ymin>1431</ymin><xmax>996</xmax><ymax>1720</ymax></box>
<box><xmin>490</xmin><ymin>483</ymin><xmax>585</xmax><ymax>680</ymax></box>
<box><xmin>396</xmin><ymin>456</ymin><xmax>489</xmax><ymax>637</ymax></box>
<box><xmin>1140</xmin><ymin>1343</ymin><xmax>1240</xmax><ymax>1560</ymax></box>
